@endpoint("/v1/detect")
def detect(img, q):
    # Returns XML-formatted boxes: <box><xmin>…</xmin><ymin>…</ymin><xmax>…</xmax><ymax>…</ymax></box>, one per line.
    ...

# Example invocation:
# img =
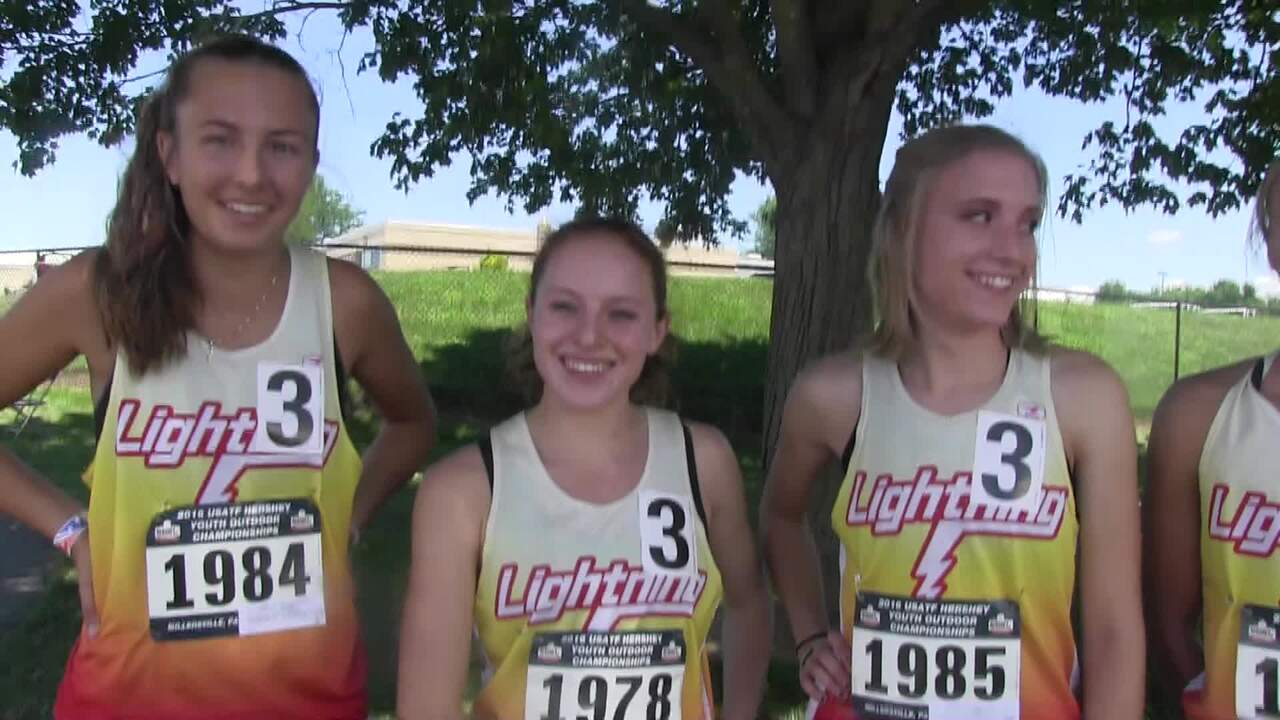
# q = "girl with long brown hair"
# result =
<box><xmin>0</xmin><ymin>35</ymin><xmax>435</xmax><ymax>718</ymax></box>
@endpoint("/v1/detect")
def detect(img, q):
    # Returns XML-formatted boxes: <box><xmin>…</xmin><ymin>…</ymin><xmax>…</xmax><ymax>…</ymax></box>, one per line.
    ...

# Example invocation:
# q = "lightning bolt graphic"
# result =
<box><xmin>195</xmin><ymin>422</ymin><xmax>339</xmax><ymax>504</ymax></box>
<box><xmin>911</xmin><ymin>506</ymin><xmax>1066</xmax><ymax>599</ymax></box>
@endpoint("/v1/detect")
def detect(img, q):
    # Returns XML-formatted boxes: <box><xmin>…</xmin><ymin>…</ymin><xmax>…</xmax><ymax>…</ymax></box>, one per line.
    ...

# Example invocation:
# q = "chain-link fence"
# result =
<box><xmin>1030</xmin><ymin>287</ymin><xmax>1280</xmax><ymax>419</ymax></box>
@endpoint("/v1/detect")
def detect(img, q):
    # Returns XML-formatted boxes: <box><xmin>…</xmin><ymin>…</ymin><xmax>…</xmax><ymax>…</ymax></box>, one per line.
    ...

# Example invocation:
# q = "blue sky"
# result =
<box><xmin>1</xmin><ymin>15</ymin><xmax>1275</xmax><ymax>297</ymax></box>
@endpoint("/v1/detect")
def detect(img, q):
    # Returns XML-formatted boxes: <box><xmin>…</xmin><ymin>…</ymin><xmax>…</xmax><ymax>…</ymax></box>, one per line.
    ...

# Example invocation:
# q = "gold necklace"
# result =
<box><xmin>204</xmin><ymin>271</ymin><xmax>279</xmax><ymax>361</ymax></box>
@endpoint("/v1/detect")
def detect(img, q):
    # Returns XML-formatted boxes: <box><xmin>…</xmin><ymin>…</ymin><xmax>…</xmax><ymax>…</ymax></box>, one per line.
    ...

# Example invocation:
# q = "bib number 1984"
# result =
<box><xmin>144</xmin><ymin>499</ymin><xmax>326</xmax><ymax>640</ymax></box>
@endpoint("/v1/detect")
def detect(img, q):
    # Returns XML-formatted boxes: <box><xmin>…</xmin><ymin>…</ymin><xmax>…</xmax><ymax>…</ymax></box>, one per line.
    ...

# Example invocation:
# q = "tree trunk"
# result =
<box><xmin>763</xmin><ymin>94</ymin><xmax>894</xmax><ymax>632</ymax></box>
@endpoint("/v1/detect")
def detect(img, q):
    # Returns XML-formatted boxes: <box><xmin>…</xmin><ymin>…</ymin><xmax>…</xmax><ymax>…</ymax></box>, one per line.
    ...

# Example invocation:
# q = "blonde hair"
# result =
<box><xmin>868</xmin><ymin>124</ymin><xmax>1048</xmax><ymax>360</ymax></box>
<box><xmin>1249</xmin><ymin>158</ymin><xmax>1280</xmax><ymax>255</ymax></box>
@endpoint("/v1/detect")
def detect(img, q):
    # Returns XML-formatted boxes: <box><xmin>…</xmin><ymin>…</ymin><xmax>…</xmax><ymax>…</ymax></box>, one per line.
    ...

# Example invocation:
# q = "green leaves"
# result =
<box><xmin>2</xmin><ymin>0</ymin><xmax>1275</xmax><ymax>231</ymax></box>
<box><xmin>285</xmin><ymin>174</ymin><xmax>364</xmax><ymax>245</ymax></box>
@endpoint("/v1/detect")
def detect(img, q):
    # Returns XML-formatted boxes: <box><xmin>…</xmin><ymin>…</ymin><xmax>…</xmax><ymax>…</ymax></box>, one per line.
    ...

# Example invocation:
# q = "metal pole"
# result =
<box><xmin>1174</xmin><ymin>301</ymin><xmax>1182</xmax><ymax>380</ymax></box>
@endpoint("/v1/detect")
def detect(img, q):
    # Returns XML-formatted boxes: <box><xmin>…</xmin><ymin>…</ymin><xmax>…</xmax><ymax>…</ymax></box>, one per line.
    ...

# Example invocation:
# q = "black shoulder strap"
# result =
<box><xmin>478</xmin><ymin>432</ymin><xmax>495</xmax><ymax>491</ymax></box>
<box><xmin>93</xmin><ymin>373</ymin><xmax>112</xmax><ymax>442</ymax></box>
<box><xmin>1252</xmin><ymin>357</ymin><xmax>1266</xmax><ymax>391</ymax></box>
<box><xmin>333</xmin><ymin>333</ymin><xmax>353</xmax><ymax>426</ymax></box>
<box><xmin>681</xmin><ymin>423</ymin><xmax>709</xmax><ymax>528</ymax></box>
<box><xmin>840</xmin><ymin>423</ymin><xmax>858</xmax><ymax>474</ymax></box>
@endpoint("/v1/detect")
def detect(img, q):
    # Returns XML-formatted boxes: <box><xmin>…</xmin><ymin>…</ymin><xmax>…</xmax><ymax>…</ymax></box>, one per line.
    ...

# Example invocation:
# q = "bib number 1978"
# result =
<box><xmin>525</xmin><ymin>630</ymin><xmax>686</xmax><ymax>720</ymax></box>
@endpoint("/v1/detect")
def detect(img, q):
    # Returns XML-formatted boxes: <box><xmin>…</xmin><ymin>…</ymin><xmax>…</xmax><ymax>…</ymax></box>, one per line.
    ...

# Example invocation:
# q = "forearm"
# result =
<box><xmin>719</xmin><ymin>590</ymin><xmax>771</xmax><ymax>720</ymax></box>
<box><xmin>0</xmin><ymin>447</ymin><xmax>84</xmax><ymax>539</ymax></box>
<box><xmin>396</xmin><ymin>615</ymin><xmax>468</xmax><ymax>720</ymax></box>
<box><xmin>1082</xmin><ymin>620</ymin><xmax>1146</xmax><ymax>720</ymax></box>
<box><xmin>352</xmin><ymin>420</ymin><xmax>434</xmax><ymax>533</ymax></box>
<box><xmin>764</xmin><ymin>512</ymin><xmax>830</xmax><ymax>644</ymax></box>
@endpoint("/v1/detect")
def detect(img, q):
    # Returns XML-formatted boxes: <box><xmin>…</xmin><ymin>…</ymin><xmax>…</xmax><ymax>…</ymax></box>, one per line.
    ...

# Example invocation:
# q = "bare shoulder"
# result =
<box><xmin>1149</xmin><ymin>357</ymin><xmax>1255</xmax><ymax>449</ymax></box>
<box><xmin>1045</xmin><ymin>347</ymin><xmax>1133</xmax><ymax>461</ymax></box>
<box><xmin>33</xmin><ymin>248</ymin><xmax>102</xmax><ymax>310</ymax></box>
<box><xmin>0</xmin><ymin>248</ymin><xmax>108</xmax><ymax>355</ymax></box>
<box><xmin>781</xmin><ymin>350</ymin><xmax>863</xmax><ymax>454</ymax></box>
<box><xmin>790</xmin><ymin>350</ymin><xmax>863</xmax><ymax>419</ymax></box>
<box><xmin>1158</xmin><ymin>359</ymin><xmax>1254</xmax><ymax>416</ymax></box>
<box><xmin>324</xmin><ymin>254</ymin><xmax>402</xmax><ymax>365</ymax></box>
<box><xmin>325</xmin><ymin>254</ymin><xmax>388</xmax><ymax>314</ymax></box>
<box><xmin>683</xmin><ymin>420</ymin><xmax>738</xmax><ymax>480</ymax></box>
<box><xmin>1047</xmin><ymin>346</ymin><xmax>1124</xmax><ymax>394</ymax></box>
<box><xmin>415</xmin><ymin>442</ymin><xmax>492</xmax><ymax>527</ymax></box>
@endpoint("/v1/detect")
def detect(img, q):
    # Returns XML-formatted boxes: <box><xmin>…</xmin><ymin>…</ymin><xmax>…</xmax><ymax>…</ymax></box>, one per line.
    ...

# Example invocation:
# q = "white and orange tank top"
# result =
<box><xmin>472</xmin><ymin>408</ymin><xmax>723</xmax><ymax>720</ymax></box>
<box><xmin>831</xmin><ymin>349</ymin><xmax>1080</xmax><ymax>720</ymax></box>
<box><xmin>55</xmin><ymin>247</ymin><xmax>366</xmax><ymax>719</ymax></box>
<box><xmin>1185</xmin><ymin>352</ymin><xmax>1280</xmax><ymax>720</ymax></box>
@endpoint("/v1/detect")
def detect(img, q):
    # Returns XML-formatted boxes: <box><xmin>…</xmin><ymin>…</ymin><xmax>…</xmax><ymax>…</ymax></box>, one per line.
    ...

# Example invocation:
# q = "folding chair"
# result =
<box><xmin>5</xmin><ymin>373</ymin><xmax>56</xmax><ymax>439</ymax></box>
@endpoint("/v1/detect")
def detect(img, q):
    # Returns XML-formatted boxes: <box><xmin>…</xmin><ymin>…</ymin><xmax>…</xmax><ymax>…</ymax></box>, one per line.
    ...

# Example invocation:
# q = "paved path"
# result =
<box><xmin>0</xmin><ymin>518</ymin><xmax>54</xmax><ymax>630</ymax></box>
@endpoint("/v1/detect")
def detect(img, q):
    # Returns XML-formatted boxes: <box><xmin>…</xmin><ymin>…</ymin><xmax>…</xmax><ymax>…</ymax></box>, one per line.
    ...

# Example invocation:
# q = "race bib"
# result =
<box><xmin>851</xmin><ymin>593</ymin><xmax>1020</xmax><ymax>720</ymax></box>
<box><xmin>144</xmin><ymin>499</ymin><xmax>325</xmax><ymax>641</ymax></box>
<box><xmin>972</xmin><ymin>410</ymin><xmax>1046</xmax><ymax>513</ymax></box>
<box><xmin>1237</xmin><ymin>604</ymin><xmax>1280</xmax><ymax>718</ymax></box>
<box><xmin>525</xmin><ymin>630</ymin><xmax>686</xmax><ymax>720</ymax></box>
<box><xmin>252</xmin><ymin>361</ymin><xmax>324</xmax><ymax>455</ymax></box>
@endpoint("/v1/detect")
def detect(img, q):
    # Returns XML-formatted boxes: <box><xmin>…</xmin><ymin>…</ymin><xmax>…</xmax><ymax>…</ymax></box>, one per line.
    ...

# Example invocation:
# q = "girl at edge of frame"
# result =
<box><xmin>396</xmin><ymin>217</ymin><xmax>771</xmax><ymax>720</ymax></box>
<box><xmin>1146</xmin><ymin>157</ymin><xmax>1280</xmax><ymax>720</ymax></box>
<box><xmin>0</xmin><ymin>35</ymin><xmax>436</xmax><ymax>719</ymax></box>
<box><xmin>760</xmin><ymin>124</ymin><xmax>1145</xmax><ymax>720</ymax></box>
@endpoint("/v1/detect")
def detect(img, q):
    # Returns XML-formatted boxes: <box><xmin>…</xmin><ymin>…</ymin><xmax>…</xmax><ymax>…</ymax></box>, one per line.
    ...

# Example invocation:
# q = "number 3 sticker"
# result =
<box><xmin>972</xmin><ymin>410</ymin><xmax>1046</xmax><ymax>512</ymax></box>
<box><xmin>639</xmin><ymin>491</ymin><xmax>697</xmax><ymax>577</ymax></box>
<box><xmin>253</xmin><ymin>362</ymin><xmax>324</xmax><ymax>454</ymax></box>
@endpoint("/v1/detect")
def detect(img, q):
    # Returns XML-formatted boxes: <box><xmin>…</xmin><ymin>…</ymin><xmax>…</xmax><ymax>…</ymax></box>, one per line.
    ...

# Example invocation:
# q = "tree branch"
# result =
<box><xmin>769</xmin><ymin>0</ymin><xmax>819</xmax><ymax>117</ymax></box>
<box><xmin>810</xmin><ymin>0</ymin><xmax>867</xmax><ymax>56</ymax></box>
<box><xmin>620</xmin><ymin>0</ymin><xmax>796</xmax><ymax>173</ymax></box>
<box><xmin>233</xmin><ymin>1</ymin><xmax>350</xmax><ymax>25</ymax></box>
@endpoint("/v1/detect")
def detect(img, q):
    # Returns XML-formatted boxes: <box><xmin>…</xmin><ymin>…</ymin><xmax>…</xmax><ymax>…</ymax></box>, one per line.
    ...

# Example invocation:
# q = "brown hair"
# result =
<box><xmin>93</xmin><ymin>35</ymin><xmax>319</xmax><ymax>374</ymax></box>
<box><xmin>507</xmin><ymin>217</ymin><xmax>677</xmax><ymax>407</ymax></box>
<box><xmin>868</xmin><ymin>124</ymin><xmax>1048</xmax><ymax>359</ymax></box>
<box><xmin>1249</xmin><ymin>158</ymin><xmax>1280</xmax><ymax>256</ymax></box>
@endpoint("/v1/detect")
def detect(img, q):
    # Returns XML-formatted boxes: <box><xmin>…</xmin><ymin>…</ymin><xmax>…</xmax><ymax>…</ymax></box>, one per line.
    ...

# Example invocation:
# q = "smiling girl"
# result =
<box><xmin>762</xmin><ymin>124</ymin><xmax>1145</xmax><ymax>720</ymax></box>
<box><xmin>0</xmin><ymin>36</ymin><xmax>435</xmax><ymax>718</ymax></box>
<box><xmin>397</xmin><ymin>218</ymin><xmax>769</xmax><ymax>720</ymax></box>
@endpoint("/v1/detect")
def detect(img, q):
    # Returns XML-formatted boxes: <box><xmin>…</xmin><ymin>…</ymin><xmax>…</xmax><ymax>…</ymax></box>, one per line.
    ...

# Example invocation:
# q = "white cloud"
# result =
<box><xmin>1147</xmin><ymin>229</ymin><xmax>1183</xmax><ymax>245</ymax></box>
<box><xmin>1253</xmin><ymin>274</ymin><xmax>1280</xmax><ymax>298</ymax></box>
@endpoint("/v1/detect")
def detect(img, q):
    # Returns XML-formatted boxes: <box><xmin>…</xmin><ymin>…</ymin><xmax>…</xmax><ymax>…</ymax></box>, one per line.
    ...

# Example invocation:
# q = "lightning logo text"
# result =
<box><xmin>115</xmin><ymin>399</ymin><xmax>337</xmax><ymax>504</ymax></box>
<box><xmin>845</xmin><ymin>465</ymin><xmax>1068</xmax><ymax>598</ymax></box>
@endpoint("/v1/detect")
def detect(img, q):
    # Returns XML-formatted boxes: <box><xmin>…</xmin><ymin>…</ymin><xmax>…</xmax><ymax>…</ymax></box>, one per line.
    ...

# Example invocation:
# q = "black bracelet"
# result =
<box><xmin>794</xmin><ymin>630</ymin><xmax>826</xmax><ymax>653</ymax></box>
<box><xmin>798</xmin><ymin>645</ymin><xmax>816</xmax><ymax>668</ymax></box>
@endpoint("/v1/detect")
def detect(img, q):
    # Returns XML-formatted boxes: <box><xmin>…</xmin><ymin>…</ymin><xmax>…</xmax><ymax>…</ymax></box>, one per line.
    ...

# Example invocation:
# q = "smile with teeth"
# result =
<box><xmin>973</xmin><ymin>273</ymin><xmax>1016</xmax><ymax>290</ymax></box>
<box><xmin>563</xmin><ymin>357</ymin><xmax>613</xmax><ymax>374</ymax></box>
<box><xmin>223</xmin><ymin>201</ymin><xmax>268</xmax><ymax>215</ymax></box>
